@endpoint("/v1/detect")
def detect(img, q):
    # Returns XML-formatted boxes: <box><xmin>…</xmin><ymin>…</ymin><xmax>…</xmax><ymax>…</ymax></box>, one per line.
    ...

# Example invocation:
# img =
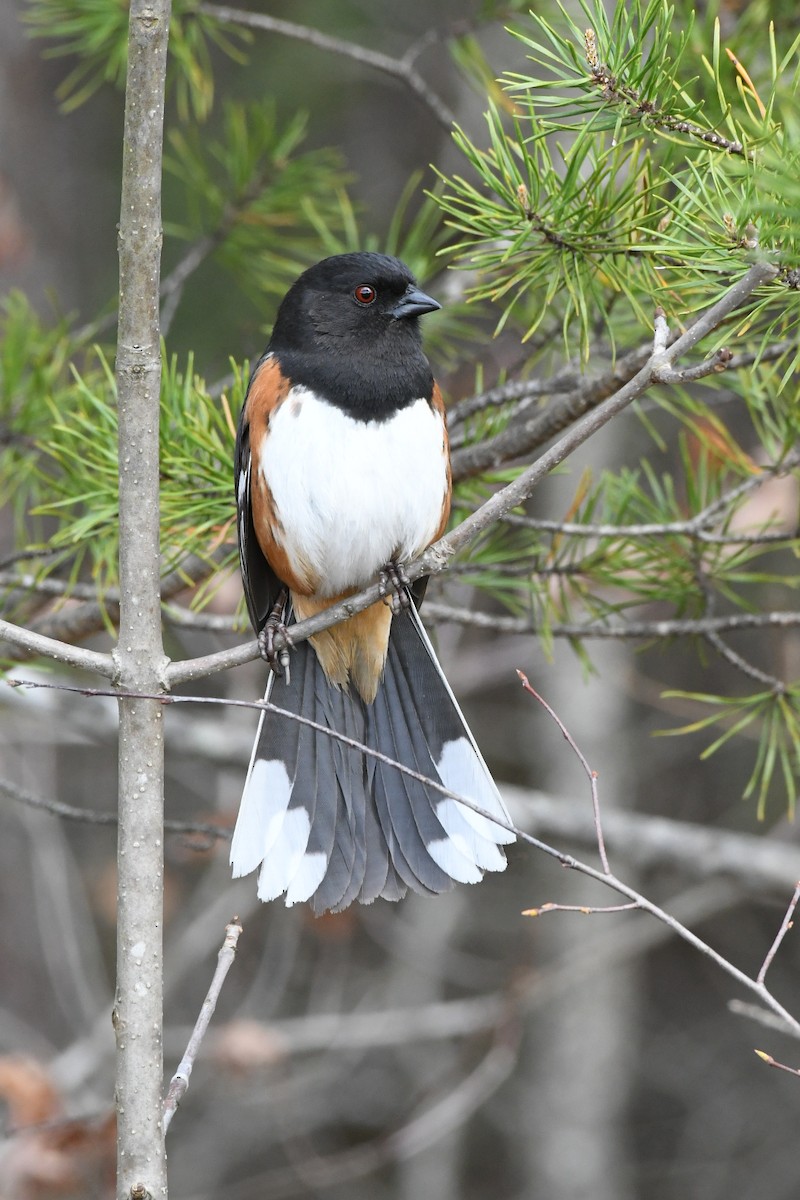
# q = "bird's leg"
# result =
<box><xmin>379</xmin><ymin>559</ymin><xmax>412</xmax><ymax>614</ymax></box>
<box><xmin>257</xmin><ymin>588</ymin><xmax>293</xmax><ymax>683</ymax></box>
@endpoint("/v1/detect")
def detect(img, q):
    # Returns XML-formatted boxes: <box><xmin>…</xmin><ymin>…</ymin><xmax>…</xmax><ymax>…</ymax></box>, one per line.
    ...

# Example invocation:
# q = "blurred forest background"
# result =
<box><xmin>2</xmin><ymin>0</ymin><xmax>800</xmax><ymax>1197</ymax></box>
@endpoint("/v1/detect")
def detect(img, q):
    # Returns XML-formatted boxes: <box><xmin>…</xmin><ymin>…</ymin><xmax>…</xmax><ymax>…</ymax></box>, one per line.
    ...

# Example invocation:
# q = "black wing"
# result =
<box><xmin>235</xmin><ymin>382</ymin><xmax>283</xmax><ymax>635</ymax></box>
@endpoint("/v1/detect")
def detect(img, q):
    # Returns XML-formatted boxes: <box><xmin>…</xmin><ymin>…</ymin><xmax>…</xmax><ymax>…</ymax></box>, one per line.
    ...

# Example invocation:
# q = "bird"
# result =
<box><xmin>231</xmin><ymin>251</ymin><xmax>514</xmax><ymax>914</ymax></box>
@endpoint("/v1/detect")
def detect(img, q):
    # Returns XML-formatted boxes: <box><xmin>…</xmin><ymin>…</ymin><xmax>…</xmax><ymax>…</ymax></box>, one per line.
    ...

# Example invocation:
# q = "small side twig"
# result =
<box><xmin>197</xmin><ymin>4</ymin><xmax>455</xmax><ymax>132</ymax></box>
<box><xmin>757</xmin><ymin>881</ymin><xmax>800</xmax><ymax>987</ymax></box>
<box><xmin>517</xmin><ymin>670</ymin><xmax>610</xmax><ymax>875</ymax></box>
<box><xmin>703</xmin><ymin>627</ymin><xmax>786</xmax><ymax>693</ymax></box>
<box><xmin>754</xmin><ymin>1050</ymin><xmax>800</xmax><ymax>1078</ymax></box>
<box><xmin>522</xmin><ymin>901</ymin><xmax>638</xmax><ymax>917</ymax></box>
<box><xmin>162</xmin><ymin>917</ymin><xmax>244</xmax><ymax>1135</ymax></box>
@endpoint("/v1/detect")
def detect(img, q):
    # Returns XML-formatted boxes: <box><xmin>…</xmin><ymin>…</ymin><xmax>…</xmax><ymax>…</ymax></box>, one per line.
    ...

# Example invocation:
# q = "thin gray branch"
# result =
<box><xmin>448</xmin><ymin>337</ymin><xmax>795</xmax><ymax>445</ymax></box>
<box><xmin>421</xmin><ymin>602</ymin><xmax>800</xmax><ymax>639</ymax></box>
<box><xmin>448</xmin><ymin>360</ymin><xmax>583</xmax><ymax>433</ymax></box>
<box><xmin>518</xmin><ymin>671</ymin><xmax>610</xmax><ymax>874</ymax></box>
<box><xmin>450</xmin><ymin>339</ymin><xmax>654</xmax><ymax>480</ymax></box>
<box><xmin>0</xmin><ymin>616</ymin><xmax>115</xmax><ymax>677</ymax></box>
<box><xmin>500</xmin><ymin>451</ymin><xmax>800</xmax><ymax>544</ymax></box>
<box><xmin>450</xmin><ymin>266</ymin><xmax>779</xmax><ymax>481</ymax></box>
<box><xmin>198</xmin><ymin>4</ymin><xmax>455</xmax><ymax>132</ymax></box>
<box><xmin>163</xmin><ymin>918</ymin><xmax>243</xmax><ymax>1134</ymax></box>
<box><xmin>0</xmin><ymin>573</ymin><xmax>116</xmax><ymax>601</ymax></box>
<box><xmin>703</xmin><ymin>627</ymin><xmax>786</xmax><ymax>691</ymax></box>
<box><xmin>757</xmin><ymin>882</ymin><xmax>800</xmax><ymax>986</ymax></box>
<box><xmin>0</xmin><ymin>777</ymin><xmax>117</xmax><ymax>828</ymax></box>
<box><xmin>0</xmin><ymin>775</ymin><xmax>227</xmax><ymax>842</ymax></box>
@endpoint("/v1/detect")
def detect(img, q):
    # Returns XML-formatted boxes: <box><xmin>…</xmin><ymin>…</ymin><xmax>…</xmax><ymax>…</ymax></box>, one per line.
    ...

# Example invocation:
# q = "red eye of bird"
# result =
<box><xmin>353</xmin><ymin>284</ymin><xmax>377</xmax><ymax>305</ymax></box>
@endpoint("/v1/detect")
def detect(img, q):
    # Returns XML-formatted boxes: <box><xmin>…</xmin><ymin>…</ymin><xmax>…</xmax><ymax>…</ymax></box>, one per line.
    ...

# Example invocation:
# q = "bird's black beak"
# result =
<box><xmin>391</xmin><ymin>284</ymin><xmax>441</xmax><ymax>319</ymax></box>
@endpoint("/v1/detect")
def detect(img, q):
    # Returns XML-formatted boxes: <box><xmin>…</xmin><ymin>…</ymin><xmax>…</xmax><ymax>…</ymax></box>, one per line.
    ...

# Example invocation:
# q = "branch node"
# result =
<box><xmin>652</xmin><ymin>306</ymin><xmax>669</xmax><ymax>363</ymax></box>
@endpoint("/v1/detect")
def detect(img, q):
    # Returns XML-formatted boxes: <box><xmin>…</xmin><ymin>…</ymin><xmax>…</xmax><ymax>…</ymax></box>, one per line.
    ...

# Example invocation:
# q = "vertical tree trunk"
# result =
<box><xmin>112</xmin><ymin>2</ymin><xmax>171</xmax><ymax>1197</ymax></box>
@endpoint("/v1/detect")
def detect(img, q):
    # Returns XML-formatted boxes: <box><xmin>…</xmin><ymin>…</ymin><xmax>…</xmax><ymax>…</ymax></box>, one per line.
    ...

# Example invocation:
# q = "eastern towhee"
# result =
<box><xmin>231</xmin><ymin>252</ymin><xmax>513</xmax><ymax>913</ymax></box>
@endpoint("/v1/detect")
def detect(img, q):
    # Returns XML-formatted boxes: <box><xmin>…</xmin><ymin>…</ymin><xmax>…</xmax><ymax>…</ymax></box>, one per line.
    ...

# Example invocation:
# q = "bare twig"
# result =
<box><xmin>0</xmin><ymin>573</ymin><xmax>119</xmax><ymax>601</ymax></box>
<box><xmin>499</xmin><ymin>447</ymin><xmax>800</xmax><ymax>545</ymax></box>
<box><xmin>450</xmin><ymin>339</ymin><xmax>655</xmax><ymax>480</ymax></box>
<box><xmin>0</xmin><ymin>777</ymin><xmax>117</xmax><ymax>827</ymax></box>
<box><xmin>703</xmin><ymin>627</ymin><xmax>786</xmax><ymax>692</ymax></box>
<box><xmin>12</xmin><ymin>592</ymin><xmax>798</xmax><ymax>652</ymax></box>
<box><xmin>448</xmin><ymin>360</ymin><xmax>582</xmax><ymax>433</ymax></box>
<box><xmin>654</xmin><ymin>346</ymin><xmax>733</xmax><ymax>383</ymax></box>
<box><xmin>421</xmin><ymin>603</ymin><xmax>800</xmax><ymax>640</ymax></box>
<box><xmin>517</xmin><ymin>670</ymin><xmax>610</xmax><ymax>875</ymax></box>
<box><xmin>0</xmin><ymin>775</ymin><xmax>228</xmax><ymax>841</ymax></box>
<box><xmin>198</xmin><ymin>4</ymin><xmax>455</xmax><ymax>132</ymax></box>
<box><xmin>754</xmin><ymin>1050</ymin><xmax>800</xmax><ymax>1077</ymax></box>
<box><xmin>0</xmin><ymin>546</ymin><xmax>62</xmax><ymax>570</ymax></box>
<box><xmin>757</xmin><ymin>881</ymin><xmax>800</xmax><ymax>986</ymax></box>
<box><xmin>451</xmin><ymin>265</ymin><xmax>776</xmax><ymax>481</ymax></box>
<box><xmin>161</xmin><ymin>602</ymin><xmax>242</xmax><ymax>633</ymax></box>
<box><xmin>162</xmin><ymin>918</ymin><xmax>243</xmax><ymax>1134</ymax></box>
<box><xmin>523</xmin><ymin>901</ymin><xmax>638</xmax><ymax>916</ymax></box>
<box><xmin>448</xmin><ymin>337</ymin><xmax>795</xmax><ymax>447</ymax></box>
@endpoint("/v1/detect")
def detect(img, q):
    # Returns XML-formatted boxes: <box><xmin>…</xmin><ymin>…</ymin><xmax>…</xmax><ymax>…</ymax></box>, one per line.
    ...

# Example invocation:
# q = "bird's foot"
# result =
<box><xmin>379</xmin><ymin>560</ymin><xmax>412</xmax><ymax>615</ymax></box>
<box><xmin>257</xmin><ymin>589</ymin><xmax>293</xmax><ymax>683</ymax></box>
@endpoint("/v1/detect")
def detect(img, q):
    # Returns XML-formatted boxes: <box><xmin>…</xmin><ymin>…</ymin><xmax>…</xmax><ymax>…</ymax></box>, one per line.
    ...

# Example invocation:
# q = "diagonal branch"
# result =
<box><xmin>198</xmin><ymin>4</ymin><xmax>455</xmax><ymax>133</ymax></box>
<box><xmin>162</xmin><ymin>917</ymin><xmax>243</xmax><ymax>1134</ymax></box>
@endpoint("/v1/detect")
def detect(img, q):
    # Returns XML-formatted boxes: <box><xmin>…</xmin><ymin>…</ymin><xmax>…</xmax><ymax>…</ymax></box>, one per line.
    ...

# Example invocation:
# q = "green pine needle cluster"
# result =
<box><xmin>436</xmin><ymin>0</ymin><xmax>800</xmax><ymax>368</ymax></box>
<box><xmin>19</xmin><ymin>347</ymin><xmax>239</xmax><ymax>599</ymax></box>
<box><xmin>24</xmin><ymin>0</ymin><xmax>250</xmax><ymax>119</ymax></box>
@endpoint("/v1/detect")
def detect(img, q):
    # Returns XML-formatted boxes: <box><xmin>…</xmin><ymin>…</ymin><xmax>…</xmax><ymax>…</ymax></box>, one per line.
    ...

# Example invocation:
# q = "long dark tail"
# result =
<box><xmin>230</xmin><ymin>605</ymin><xmax>514</xmax><ymax>914</ymax></box>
